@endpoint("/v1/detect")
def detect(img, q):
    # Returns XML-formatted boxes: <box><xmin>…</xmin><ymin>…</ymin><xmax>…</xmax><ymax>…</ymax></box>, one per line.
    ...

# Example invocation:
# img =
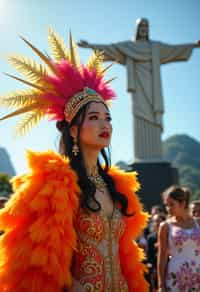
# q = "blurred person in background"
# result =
<box><xmin>147</xmin><ymin>213</ymin><xmax>166</xmax><ymax>292</ymax></box>
<box><xmin>190</xmin><ymin>200</ymin><xmax>200</xmax><ymax>218</ymax></box>
<box><xmin>157</xmin><ymin>186</ymin><xmax>200</xmax><ymax>292</ymax></box>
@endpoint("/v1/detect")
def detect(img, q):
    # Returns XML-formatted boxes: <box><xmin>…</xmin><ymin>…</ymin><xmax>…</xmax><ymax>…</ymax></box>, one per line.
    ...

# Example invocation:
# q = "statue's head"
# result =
<box><xmin>135</xmin><ymin>18</ymin><xmax>149</xmax><ymax>41</ymax></box>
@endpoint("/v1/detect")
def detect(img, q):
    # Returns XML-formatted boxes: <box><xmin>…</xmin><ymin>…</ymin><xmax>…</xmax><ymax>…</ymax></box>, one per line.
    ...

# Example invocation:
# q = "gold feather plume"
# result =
<box><xmin>0</xmin><ymin>102</ymin><xmax>47</xmax><ymax>122</ymax></box>
<box><xmin>105</xmin><ymin>77</ymin><xmax>117</xmax><ymax>84</ymax></box>
<box><xmin>69</xmin><ymin>31</ymin><xmax>81</xmax><ymax>69</ymax></box>
<box><xmin>15</xmin><ymin>110</ymin><xmax>44</xmax><ymax>136</ymax></box>
<box><xmin>101</xmin><ymin>63</ymin><xmax>114</xmax><ymax>75</ymax></box>
<box><xmin>3</xmin><ymin>72</ymin><xmax>49</xmax><ymax>93</ymax></box>
<box><xmin>20</xmin><ymin>35</ymin><xmax>57</xmax><ymax>75</ymax></box>
<box><xmin>48</xmin><ymin>28</ymin><xmax>69</xmax><ymax>62</ymax></box>
<box><xmin>86</xmin><ymin>50</ymin><xmax>104</xmax><ymax>76</ymax></box>
<box><xmin>0</xmin><ymin>29</ymin><xmax>77</xmax><ymax>134</ymax></box>
<box><xmin>0</xmin><ymin>89</ymin><xmax>40</xmax><ymax>108</ymax></box>
<box><xmin>7</xmin><ymin>55</ymin><xmax>48</xmax><ymax>83</ymax></box>
<box><xmin>0</xmin><ymin>28</ymin><xmax>113</xmax><ymax>135</ymax></box>
<box><xmin>86</xmin><ymin>51</ymin><xmax>114</xmax><ymax>82</ymax></box>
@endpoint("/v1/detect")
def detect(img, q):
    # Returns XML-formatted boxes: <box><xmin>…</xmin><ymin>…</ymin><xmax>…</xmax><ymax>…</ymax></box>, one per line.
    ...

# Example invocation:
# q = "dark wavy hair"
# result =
<box><xmin>56</xmin><ymin>101</ymin><xmax>132</xmax><ymax>216</ymax></box>
<box><xmin>162</xmin><ymin>185</ymin><xmax>191</xmax><ymax>209</ymax></box>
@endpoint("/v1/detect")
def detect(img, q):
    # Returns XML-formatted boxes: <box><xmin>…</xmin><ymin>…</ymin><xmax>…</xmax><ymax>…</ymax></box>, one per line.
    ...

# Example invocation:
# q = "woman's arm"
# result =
<box><xmin>70</xmin><ymin>278</ymin><xmax>85</xmax><ymax>292</ymax></box>
<box><xmin>196</xmin><ymin>218</ymin><xmax>200</xmax><ymax>227</ymax></box>
<box><xmin>157</xmin><ymin>221</ymin><xmax>169</xmax><ymax>292</ymax></box>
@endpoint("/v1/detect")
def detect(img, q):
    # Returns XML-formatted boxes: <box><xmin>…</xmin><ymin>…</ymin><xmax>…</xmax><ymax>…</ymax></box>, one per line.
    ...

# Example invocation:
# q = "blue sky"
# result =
<box><xmin>0</xmin><ymin>0</ymin><xmax>200</xmax><ymax>174</ymax></box>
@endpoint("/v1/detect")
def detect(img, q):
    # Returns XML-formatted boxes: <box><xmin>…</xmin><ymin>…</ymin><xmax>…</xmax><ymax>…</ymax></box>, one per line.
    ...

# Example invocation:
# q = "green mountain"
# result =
<box><xmin>163</xmin><ymin>134</ymin><xmax>200</xmax><ymax>200</ymax></box>
<box><xmin>0</xmin><ymin>147</ymin><xmax>16</xmax><ymax>177</ymax></box>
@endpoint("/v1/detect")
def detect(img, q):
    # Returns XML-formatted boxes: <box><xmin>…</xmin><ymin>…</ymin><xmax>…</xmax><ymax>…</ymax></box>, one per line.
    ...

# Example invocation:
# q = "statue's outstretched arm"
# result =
<box><xmin>78</xmin><ymin>40</ymin><xmax>91</xmax><ymax>48</ymax></box>
<box><xmin>78</xmin><ymin>40</ymin><xmax>125</xmax><ymax>63</ymax></box>
<box><xmin>78</xmin><ymin>40</ymin><xmax>112</xmax><ymax>61</ymax></box>
<box><xmin>78</xmin><ymin>40</ymin><xmax>108</xmax><ymax>50</ymax></box>
<box><xmin>160</xmin><ymin>40</ymin><xmax>200</xmax><ymax>64</ymax></box>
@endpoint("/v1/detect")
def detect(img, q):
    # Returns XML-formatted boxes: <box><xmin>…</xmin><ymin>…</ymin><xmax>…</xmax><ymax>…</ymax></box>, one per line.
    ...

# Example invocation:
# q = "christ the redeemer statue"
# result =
<box><xmin>79</xmin><ymin>18</ymin><xmax>200</xmax><ymax>161</ymax></box>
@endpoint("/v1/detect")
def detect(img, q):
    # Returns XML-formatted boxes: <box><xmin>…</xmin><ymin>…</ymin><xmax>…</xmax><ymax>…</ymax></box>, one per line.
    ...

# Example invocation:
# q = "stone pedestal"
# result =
<box><xmin>129</xmin><ymin>161</ymin><xmax>179</xmax><ymax>211</ymax></box>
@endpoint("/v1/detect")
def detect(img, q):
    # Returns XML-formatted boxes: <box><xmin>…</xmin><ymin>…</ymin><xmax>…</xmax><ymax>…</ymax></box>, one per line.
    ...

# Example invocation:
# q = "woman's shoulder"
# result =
<box><xmin>8</xmin><ymin>150</ymin><xmax>80</xmax><ymax>213</ymax></box>
<box><xmin>159</xmin><ymin>219</ymin><xmax>170</xmax><ymax>234</ymax></box>
<box><xmin>194</xmin><ymin>217</ymin><xmax>200</xmax><ymax>228</ymax></box>
<box><xmin>108</xmin><ymin>166</ymin><xmax>140</xmax><ymax>193</ymax></box>
<box><xmin>11</xmin><ymin>150</ymin><xmax>76</xmax><ymax>189</ymax></box>
<box><xmin>161</xmin><ymin>217</ymin><xmax>179</xmax><ymax>230</ymax></box>
<box><xmin>15</xmin><ymin>149</ymin><xmax>74</xmax><ymax>177</ymax></box>
<box><xmin>25</xmin><ymin>149</ymin><xmax>70</xmax><ymax>170</ymax></box>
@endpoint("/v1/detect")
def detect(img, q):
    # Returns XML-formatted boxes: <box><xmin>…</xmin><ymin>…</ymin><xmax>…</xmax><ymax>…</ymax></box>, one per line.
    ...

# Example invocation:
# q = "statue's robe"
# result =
<box><xmin>91</xmin><ymin>40</ymin><xmax>194</xmax><ymax>159</ymax></box>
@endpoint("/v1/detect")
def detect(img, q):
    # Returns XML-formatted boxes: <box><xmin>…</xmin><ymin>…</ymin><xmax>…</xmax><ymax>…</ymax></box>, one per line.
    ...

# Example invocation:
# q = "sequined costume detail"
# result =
<box><xmin>71</xmin><ymin>205</ymin><xmax>128</xmax><ymax>291</ymax></box>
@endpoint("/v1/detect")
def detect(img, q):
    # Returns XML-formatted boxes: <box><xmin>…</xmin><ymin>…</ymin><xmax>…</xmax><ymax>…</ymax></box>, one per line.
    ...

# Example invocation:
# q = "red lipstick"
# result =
<box><xmin>99</xmin><ymin>131</ymin><xmax>110</xmax><ymax>138</ymax></box>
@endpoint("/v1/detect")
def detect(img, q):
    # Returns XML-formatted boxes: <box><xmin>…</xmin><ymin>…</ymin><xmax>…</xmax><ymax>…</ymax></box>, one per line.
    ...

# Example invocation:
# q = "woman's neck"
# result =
<box><xmin>174</xmin><ymin>211</ymin><xmax>190</xmax><ymax>223</ymax></box>
<box><xmin>82</xmin><ymin>147</ymin><xmax>99</xmax><ymax>175</ymax></box>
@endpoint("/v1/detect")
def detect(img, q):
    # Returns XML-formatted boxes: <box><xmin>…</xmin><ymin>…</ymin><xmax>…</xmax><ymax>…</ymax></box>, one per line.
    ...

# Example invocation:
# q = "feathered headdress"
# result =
<box><xmin>0</xmin><ymin>29</ymin><xmax>116</xmax><ymax>135</ymax></box>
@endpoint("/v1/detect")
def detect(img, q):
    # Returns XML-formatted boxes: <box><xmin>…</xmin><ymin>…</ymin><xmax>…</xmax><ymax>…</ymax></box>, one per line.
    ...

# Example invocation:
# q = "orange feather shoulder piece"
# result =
<box><xmin>109</xmin><ymin>166</ymin><xmax>149</xmax><ymax>292</ymax></box>
<box><xmin>0</xmin><ymin>152</ymin><xmax>148</xmax><ymax>292</ymax></box>
<box><xmin>0</xmin><ymin>150</ymin><xmax>80</xmax><ymax>292</ymax></box>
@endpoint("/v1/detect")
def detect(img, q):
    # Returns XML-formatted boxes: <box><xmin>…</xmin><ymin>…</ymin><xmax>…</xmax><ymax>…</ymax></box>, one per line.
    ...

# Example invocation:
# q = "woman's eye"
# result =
<box><xmin>89</xmin><ymin>115</ymin><xmax>98</xmax><ymax>120</ymax></box>
<box><xmin>106</xmin><ymin>116</ymin><xmax>112</xmax><ymax>121</ymax></box>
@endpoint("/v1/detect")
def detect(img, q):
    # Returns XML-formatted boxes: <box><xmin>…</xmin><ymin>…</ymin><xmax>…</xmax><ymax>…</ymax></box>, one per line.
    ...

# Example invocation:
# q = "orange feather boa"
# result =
<box><xmin>0</xmin><ymin>150</ymin><xmax>149</xmax><ymax>292</ymax></box>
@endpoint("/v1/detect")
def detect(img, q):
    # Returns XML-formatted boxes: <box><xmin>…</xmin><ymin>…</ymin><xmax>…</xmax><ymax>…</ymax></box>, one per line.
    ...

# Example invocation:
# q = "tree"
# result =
<box><xmin>192</xmin><ymin>190</ymin><xmax>200</xmax><ymax>201</ymax></box>
<box><xmin>0</xmin><ymin>173</ymin><xmax>12</xmax><ymax>197</ymax></box>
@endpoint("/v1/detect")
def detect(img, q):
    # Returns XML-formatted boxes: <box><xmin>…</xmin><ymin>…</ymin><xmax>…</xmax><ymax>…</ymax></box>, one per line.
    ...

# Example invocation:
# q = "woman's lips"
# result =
<box><xmin>99</xmin><ymin>132</ymin><xmax>110</xmax><ymax>138</ymax></box>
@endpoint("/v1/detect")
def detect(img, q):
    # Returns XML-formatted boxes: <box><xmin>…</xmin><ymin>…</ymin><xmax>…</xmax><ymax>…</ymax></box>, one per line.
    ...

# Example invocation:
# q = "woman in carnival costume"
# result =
<box><xmin>0</xmin><ymin>29</ymin><xmax>149</xmax><ymax>292</ymax></box>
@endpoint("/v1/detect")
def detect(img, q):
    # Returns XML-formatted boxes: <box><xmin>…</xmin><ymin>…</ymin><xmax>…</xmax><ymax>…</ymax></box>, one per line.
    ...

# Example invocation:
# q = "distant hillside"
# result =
<box><xmin>0</xmin><ymin>147</ymin><xmax>16</xmax><ymax>177</ymax></box>
<box><xmin>163</xmin><ymin>134</ymin><xmax>200</xmax><ymax>200</ymax></box>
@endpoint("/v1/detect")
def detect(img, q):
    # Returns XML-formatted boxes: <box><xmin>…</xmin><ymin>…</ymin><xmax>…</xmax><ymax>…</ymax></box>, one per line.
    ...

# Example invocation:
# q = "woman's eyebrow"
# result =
<box><xmin>87</xmin><ymin>111</ymin><xmax>110</xmax><ymax>115</ymax></box>
<box><xmin>87</xmin><ymin>111</ymin><xmax>99</xmax><ymax>115</ymax></box>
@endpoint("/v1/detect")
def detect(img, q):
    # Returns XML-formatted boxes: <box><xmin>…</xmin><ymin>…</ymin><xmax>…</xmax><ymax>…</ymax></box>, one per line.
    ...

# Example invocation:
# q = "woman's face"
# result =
<box><xmin>79</xmin><ymin>102</ymin><xmax>112</xmax><ymax>151</ymax></box>
<box><xmin>151</xmin><ymin>214</ymin><xmax>164</xmax><ymax>231</ymax></box>
<box><xmin>164</xmin><ymin>196</ymin><xmax>185</xmax><ymax>216</ymax></box>
<box><xmin>190</xmin><ymin>203</ymin><xmax>200</xmax><ymax>218</ymax></box>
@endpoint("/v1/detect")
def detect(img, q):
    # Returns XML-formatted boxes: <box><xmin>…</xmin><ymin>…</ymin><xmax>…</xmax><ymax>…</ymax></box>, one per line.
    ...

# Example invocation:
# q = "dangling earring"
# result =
<box><xmin>72</xmin><ymin>137</ymin><xmax>79</xmax><ymax>156</ymax></box>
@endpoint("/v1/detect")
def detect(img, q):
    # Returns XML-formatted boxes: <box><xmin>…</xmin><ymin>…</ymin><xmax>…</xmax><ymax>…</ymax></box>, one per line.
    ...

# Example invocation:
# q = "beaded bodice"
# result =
<box><xmin>71</xmin><ymin>205</ymin><xmax>128</xmax><ymax>292</ymax></box>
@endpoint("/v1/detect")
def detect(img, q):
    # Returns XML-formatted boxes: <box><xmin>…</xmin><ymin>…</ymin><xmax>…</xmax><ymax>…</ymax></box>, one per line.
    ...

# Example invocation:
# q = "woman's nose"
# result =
<box><xmin>101</xmin><ymin>120</ymin><xmax>110</xmax><ymax>128</ymax></box>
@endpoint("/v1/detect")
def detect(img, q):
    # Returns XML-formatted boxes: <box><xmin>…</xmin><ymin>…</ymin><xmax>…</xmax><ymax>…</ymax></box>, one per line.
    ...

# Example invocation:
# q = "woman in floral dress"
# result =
<box><xmin>157</xmin><ymin>185</ymin><xmax>200</xmax><ymax>292</ymax></box>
